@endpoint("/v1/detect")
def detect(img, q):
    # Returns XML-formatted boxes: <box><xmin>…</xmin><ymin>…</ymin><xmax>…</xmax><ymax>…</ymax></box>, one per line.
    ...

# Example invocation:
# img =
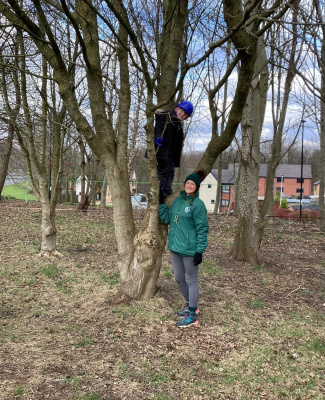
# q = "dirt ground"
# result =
<box><xmin>0</xmin><ymin>201</ymin><xmax>324</xmax><ymax>400</ymax></box>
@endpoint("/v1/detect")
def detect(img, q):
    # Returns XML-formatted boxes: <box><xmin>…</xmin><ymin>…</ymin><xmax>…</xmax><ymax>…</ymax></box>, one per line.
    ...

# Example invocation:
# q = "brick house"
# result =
<box><xmin>258</xmin><ymin>164</ymin><xmax>312</xmax><ymax>198</ymax></box>
<box><xmin>198</xmin><ymin>164</ymin><xmax>312</xmax><ymax>213</ymax></box>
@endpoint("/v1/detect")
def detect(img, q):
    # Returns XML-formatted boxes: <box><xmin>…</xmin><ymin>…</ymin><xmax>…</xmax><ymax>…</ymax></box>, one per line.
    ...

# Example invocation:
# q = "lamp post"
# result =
<box><xmin>300</xmin><ymin>119</ymin><xmax>305</xmax><ymax>222</ymax></box>
<box><xmin>280</xmin><ymin>175</ymin><xmax>283</xmax><ymax>204</ymax></box>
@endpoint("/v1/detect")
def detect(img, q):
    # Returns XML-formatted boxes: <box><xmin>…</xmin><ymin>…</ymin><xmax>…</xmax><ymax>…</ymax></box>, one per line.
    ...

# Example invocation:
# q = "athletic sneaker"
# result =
<box><xmin>176</xmin><ymin>311</ymin><xmax>198</xmax><ymax>328</ymax></box>
<box><xmin>177</xmin><ymin>303</ymin><xmax>199</xmax><ymax>317</ymax></box>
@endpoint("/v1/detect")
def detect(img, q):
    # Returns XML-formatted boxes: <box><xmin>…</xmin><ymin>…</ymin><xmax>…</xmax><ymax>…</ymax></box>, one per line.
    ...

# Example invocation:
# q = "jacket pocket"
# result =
<box><xmin>188</xmin><ymin>231</ymin><xmax>196</xmax><ymax>247</ymax></box>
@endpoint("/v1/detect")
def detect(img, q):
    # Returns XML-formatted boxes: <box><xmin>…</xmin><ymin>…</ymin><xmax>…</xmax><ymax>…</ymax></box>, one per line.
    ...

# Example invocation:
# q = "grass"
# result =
<box><xmin>2</xmin><ymin>182</ymin><xmax>38</xmax><ymax>201</ymax></box>
<box><xmin>12</xmin><ymin>386</ymin><xmax>24</xmax><ymax>397</ymax></box>
<box><xmin>250</xmin><ymin>298</ymin><xmax>265</xmax><ymax>308</ymax></box>
<box><xmin>40</xmin><ymin>264</ymin><xmax>60</xmax><ymax>278</ymax></box>
<box><xmin>73</xmin><ymin>338</ymin><xmax>96</xmax><ymax>348</ymax></box>
<box><xmin>0</xmin><ymin>202</ymin><xmax>324</xmax><ymax>400</ymax></box>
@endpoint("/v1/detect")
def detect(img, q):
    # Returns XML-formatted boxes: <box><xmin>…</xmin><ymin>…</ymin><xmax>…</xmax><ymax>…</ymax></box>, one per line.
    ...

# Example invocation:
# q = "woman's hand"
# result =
<box><xmin>193</xmin><ymin>252</ymin><xmax>202</xmax><ymax>265</ymax></box>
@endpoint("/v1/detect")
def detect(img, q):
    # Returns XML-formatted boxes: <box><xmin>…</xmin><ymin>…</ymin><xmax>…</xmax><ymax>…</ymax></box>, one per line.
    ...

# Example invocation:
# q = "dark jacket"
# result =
<box><xmin>159</xmin><ymin>191</ymin><xmax>209</xmax><ymax>257</ymax></box>
<box><xmin>155</xmin><ymin>110</ymin><xmax>184</xmax><ymax>168</ymax></box>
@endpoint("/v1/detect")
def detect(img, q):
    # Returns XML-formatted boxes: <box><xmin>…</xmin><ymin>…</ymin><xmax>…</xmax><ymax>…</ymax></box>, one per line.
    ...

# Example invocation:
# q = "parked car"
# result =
<box><xmin>131</xmin><ymin>195</ymin><xmax>147</xmax><ymax>209</ymax></box>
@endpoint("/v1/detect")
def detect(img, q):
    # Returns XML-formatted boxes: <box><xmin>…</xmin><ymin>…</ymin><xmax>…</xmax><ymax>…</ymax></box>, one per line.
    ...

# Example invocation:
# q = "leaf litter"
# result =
<box><xmin>0</xmin><ymin>201</ymin><xmax>324</xmax><ymax>400</ymax></box>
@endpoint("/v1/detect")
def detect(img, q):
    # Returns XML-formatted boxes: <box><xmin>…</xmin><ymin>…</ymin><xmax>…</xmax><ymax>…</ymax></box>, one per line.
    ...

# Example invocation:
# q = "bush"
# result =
<box><xmin>274</xmin><ymin>190</ymin><xmax>281</xmax><ymax>203</ymax></box>
<box><xmin>279</xmin><ymin>198</ymin><xmax>288</xmax><ymax>209</ymax></box>
<box><xmin>2</xmin><ymin>194</ymin><xmax>16</xmax><ymax>200</ymax></box>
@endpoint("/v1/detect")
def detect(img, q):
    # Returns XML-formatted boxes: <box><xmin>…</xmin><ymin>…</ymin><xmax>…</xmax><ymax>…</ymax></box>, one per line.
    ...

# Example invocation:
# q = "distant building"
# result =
<box><xmin>313</xmin><ymin>180</ymin><xmax>324</xmax><ymax>197</ymax></box>
<box><xmin>191</xmin><ymin>163</ymin><xmax>313</xmax><ymax>213</ymax></box>
<box><xmin>100</xmin><ymin>170</ymin><xmax>137</xmax><ymax>204</ymax></box>
<box><xmin>199</xmin><ymin>165</ymin><xmax>237</xmax><ymax>213</ymax></box>
<box><xmin>258</xmin><ymin>164</ymin><xmax>312</xmax><ymax>198</ymax></box>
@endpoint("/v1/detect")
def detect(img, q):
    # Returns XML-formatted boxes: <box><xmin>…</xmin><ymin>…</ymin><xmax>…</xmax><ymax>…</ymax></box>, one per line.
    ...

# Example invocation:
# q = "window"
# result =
<box><xmin>276</xmin><ymin>187</ymin><xmax>283</xmax><ymax>192</ymax></box>
<box><xmin>211</xmin><ymin>200</ymin><xmax>215</xmax><ymax>204</ymax></box>
<box><xmin>297</xmin><ymin>178</ymin><xmax>304</xmax><ymax>183</ymax></box>
<box><xmin>221</xmin><ymin>199</ymin><xmax>229</xmax><ymax>206</ymax></box>
<box><xmin>296</xmin><ymin>188</ymin><xmax>304</xmax><ymax>193</ymax></box>
<box><xmin>276</xmin><ymin>177</ymin><xmax>284</xmax><ymax>183</ymax></box>
<box><xmin>222</xmin><ymin>185</ymin><xmax>230</xmax><ymax>193</ymax></box>
<box><xmin>208</xmin><ymin>184</ymin><xmax>211</xmax><ymax>188</ymax></box>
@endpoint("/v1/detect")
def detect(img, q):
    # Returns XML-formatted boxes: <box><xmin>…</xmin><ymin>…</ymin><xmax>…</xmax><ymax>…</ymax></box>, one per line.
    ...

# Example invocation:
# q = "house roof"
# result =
<box><xmin>259</xmin><ymin>164</ymin><xmax>312</xmax><ymax>179</ymax></box>
<box><xmin>186</xmin><ymin>163</ymin><xmax>312</xmax><ymax>184</ymax></box>
<box><xmin>211</xmin><ymin>169</ymin><xmax>236</xmax><ymax>184</ymax></box>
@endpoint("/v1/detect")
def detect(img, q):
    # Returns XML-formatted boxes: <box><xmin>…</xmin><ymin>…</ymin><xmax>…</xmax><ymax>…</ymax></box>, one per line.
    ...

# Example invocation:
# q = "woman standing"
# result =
<box><xmin>159</xmin><ymin>171</ymin><xmax>209</xmax><ymax>328</ymax></box>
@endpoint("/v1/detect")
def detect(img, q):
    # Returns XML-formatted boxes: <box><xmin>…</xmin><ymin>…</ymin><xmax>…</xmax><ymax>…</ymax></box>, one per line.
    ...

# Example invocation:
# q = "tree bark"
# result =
<box><xmin>260</xmin><ymin>1</ymin><xmax>300</xmax><ymax>220</ymax></box>
<box><xmin>315</xmin><ymin>0</ymin><xmax>325</xmax><ymax>231</ymax></box>
<box><xmin>0</xmin><ymin>125</ymin><xmax>14</xmax><ymax>199</ymax></box>
<box><xmin>100</xmin><ymin>177</ymin><xmax>108</xmax><ymax>208</ymax></box>
<box><xmin>0</xmin><ymin>36</ymin><xmax>21</xmax><ymax>199</ymax></box>
<box><xmin>230</xmin><ymin>37</ymin><xmax>268</xmax><ymax>265</ymax></box>
<box><xmin>318</xmin><ymin>69</ymin><xmax>325</xmax><ymax>231</ymax></box>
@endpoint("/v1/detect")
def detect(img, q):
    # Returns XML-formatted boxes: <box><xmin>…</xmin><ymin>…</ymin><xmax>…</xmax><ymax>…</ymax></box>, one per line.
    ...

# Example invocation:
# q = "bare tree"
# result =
<box><xmin>312</xmin><ymin>0</ymin><xmax>325</xmax><ymax>231</ymax></box>
<box><xmin>0</xmin><ymin>30</ymin><xmax>68</xmax><ymax>255</ymax></box>
<box><xmin>0</xmin><ymin>31</ymin><xmax>21</xmax><ymax>198</ymax></box>
<box><xmin>230</xmin><ymin>1</ymin><xmax>308</xmax><ymax>264</ymax></box>
<box><xmin>230</xmin><ymin>37</ymin><xmax>269</xmax><ymax>265</ymax></box>
<box><xmin>0</xmin><ymin>0</ymin><xmax>294</xmax><ymax>297</ymax></box>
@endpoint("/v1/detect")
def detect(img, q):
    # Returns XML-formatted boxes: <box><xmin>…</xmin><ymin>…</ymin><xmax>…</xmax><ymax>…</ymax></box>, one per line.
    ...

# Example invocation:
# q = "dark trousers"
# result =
<box><xmin>157</xmin><ymin>157</ymin><xmax>175</xmax><ymax>195</ymax></box>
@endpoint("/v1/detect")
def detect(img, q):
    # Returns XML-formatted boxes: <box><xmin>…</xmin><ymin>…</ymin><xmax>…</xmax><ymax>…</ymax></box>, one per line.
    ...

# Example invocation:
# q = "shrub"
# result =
<box><xmin>279</xmin><ymin>198</ymin><xmax>288</xmax><ymax>209</ymax></box>
<box><xmin>274</xmin><ymin>190</ymin><xmax>281</xmax><ymax>203</ymax></box>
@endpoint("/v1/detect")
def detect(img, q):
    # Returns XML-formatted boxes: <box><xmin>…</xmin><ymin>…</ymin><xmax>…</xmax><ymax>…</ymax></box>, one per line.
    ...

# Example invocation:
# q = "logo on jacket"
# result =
<box><xmin>185</xmin><ymin>207</ymin><xmax>191</xmax><ymax>213</ymax></box>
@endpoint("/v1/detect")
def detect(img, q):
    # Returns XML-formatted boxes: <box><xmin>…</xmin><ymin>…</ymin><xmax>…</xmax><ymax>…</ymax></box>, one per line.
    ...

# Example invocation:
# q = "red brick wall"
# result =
<box><xmin>273</xmin><ymin>178</ymin><xmax>311</xmax><ymax>197</ymax></box>
<box><xmin>257</xmin><ymin>177</ymin><xmax>312</xmax><ymax>197</ymax></box>
<box><xmin>217</xmin><ymin>177</ymin><xmax>312</xmax><ymax>213</ymax></box>
<box><xmin>258</xmin><ymin>177</ymin><xmax>267</xmax><ymax>196</ymax></box>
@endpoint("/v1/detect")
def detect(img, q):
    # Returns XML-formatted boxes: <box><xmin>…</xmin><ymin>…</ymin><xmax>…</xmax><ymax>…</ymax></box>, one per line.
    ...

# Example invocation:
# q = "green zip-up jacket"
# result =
<box><xmin>159</xmin><ymin>191</ymin><xmax>209</xmax><ymax>257</ymax></box>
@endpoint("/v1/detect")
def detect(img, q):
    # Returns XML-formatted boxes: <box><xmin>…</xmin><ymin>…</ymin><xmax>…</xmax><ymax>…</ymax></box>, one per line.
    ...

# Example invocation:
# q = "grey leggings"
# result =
<box><xmin>171</xmin><ymin>251</ymin><xmax>199</xmax><ymax>309</ymax></box>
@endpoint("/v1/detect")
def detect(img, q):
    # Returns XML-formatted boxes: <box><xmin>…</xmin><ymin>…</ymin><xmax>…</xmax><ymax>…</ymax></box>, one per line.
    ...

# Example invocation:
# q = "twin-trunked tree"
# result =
<box><xmin>0</xmin><ymin>0</ymin><xmax>294</xmax><ymax>298</ymax></box>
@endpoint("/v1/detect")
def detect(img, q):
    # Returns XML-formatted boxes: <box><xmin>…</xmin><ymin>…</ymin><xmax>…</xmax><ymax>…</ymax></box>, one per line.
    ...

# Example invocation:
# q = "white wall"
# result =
<box><xmin>199</xmin><ymin>173</ymin><xmax>218</xmax><ymax>213</ymax></box>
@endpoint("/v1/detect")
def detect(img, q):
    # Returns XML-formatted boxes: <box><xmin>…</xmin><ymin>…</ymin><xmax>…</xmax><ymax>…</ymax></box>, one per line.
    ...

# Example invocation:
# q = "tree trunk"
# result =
<box><xmin>173</xmin><ymin>167</ymin><xmax>181</xmax><ymax>187</ymax></box>
<box><xmin>233</xmin><ymin>162</ymin><xmax>241</xmax><ymax>215</ymax></box>
<box><xmin>100</xmin><ymin>177</ymin><xmax>108</xmax><ymax>208</ymax></box>
<box><xmin>0</xmin><ymin>125</ymin><xmax>14</xmax><ymax>199</ymax></box>
<box><xmin>78</xmin><ymin>137</ymin><xmax>87</xmax><ymax>210</ymax></box>
<box><xmin>37</xmin><ymin>169</ymin><xmax>60</xmax><ymax>255</ymax></box>
<box><xmin>69</xmin><ymin>180</ymin><xmax>75</xmax><ymax>205</ymax></box>
<box><xmin>317</xmin><ymin>0</ymin><xmax>325</xmax><ymax>231</ymax></box>
<box><xmin>212</xmin><ymin>41</ymin><xmax>229</xmax><ymax>214</ymax></box>
<box><xmin>318</xmin><ymin>76</ymin><xmax>325</xmax><ymax>231</ymax></box>
<box><xmin>213</xmin><ymin>155</ymin><xmax>223</xmax><ymax>213</ymax></box>
<box><xmin>230</xmin><ymin>37</ymin><xmax>268</xmax><ymax>265</ymax></box>
<box><xmin>260</xmin><ymin>2</ymin><xmax>300</xmax><ymax>221</ymax></box>
<box><xmin>0</xmin><ymin>36</ymin><xmax>21</xmax><ymax>199</ymax></box>
<box><xmin>231</xmin><ymin>159</ymin><xmax>265</xmax><ymax>264</ymax></box>
<box><xmin>119</xmin><ymin>0</ymin><xmax>189</xmax><ymax>298</ymax></box>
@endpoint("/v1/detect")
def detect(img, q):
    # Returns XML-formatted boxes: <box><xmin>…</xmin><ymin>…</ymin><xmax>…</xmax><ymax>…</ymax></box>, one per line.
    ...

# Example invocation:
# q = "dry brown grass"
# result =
<box><xmin>0</xmin><ymin>200</ymin><xmax>324</xmax><ymax>400</ymax></box>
